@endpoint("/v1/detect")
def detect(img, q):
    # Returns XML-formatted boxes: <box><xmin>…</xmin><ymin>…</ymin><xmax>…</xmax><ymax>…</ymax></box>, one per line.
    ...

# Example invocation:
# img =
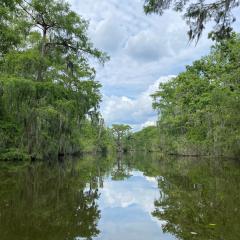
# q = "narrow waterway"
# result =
<box><xmin>0</xmin><ymin>153</ymin><xmax>239</xmax><ymax>240</ymax></box>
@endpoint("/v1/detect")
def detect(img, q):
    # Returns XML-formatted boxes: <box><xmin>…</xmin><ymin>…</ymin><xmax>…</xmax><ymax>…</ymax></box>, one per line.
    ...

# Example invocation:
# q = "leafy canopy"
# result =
<box><xmin>151</xmin><ymin>33</ymin><xmax>240</xmax><ymax>157</ymax></box>
<box><xmin>0</xmin><ymin>0</ymin><xmax>112</xmax><ymax>160</ymax></box>
<box><xmin>144</xmin><ymin>0</ymin><xmax>240</xmax><ymax>42</ymax></box>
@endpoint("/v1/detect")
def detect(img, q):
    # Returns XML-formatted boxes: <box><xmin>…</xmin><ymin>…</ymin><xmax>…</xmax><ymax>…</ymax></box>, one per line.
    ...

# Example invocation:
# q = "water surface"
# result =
<box><xmin>0</xmin><ymin>154</ymin><xmax>239</xmax><ymax>240</ymax></box>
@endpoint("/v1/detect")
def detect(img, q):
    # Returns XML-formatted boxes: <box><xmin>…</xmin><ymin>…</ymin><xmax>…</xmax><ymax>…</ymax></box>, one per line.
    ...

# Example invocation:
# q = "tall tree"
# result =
<box><xmin>151</xmin><ymin>33</ymin><xmax>240</xmax><ymax>157</ymax></box>
<box><xmin>0</xmin><ymin>0</ymin><xmax>21</xmax><ymax>55</ymax></box>
<box><xmin>0</xmin><ymin>0</ymin><xmax>111</xmax><ymax>160</ymax></box>
<box><xmin>1</xmin><ymin>0</ymin><xmax>108</xmax><ymax>81</ymax></box>
<box><xmin>111</xmin><ymin>124</ymin><xmax>132</xmax><ymax>152</ymax></box>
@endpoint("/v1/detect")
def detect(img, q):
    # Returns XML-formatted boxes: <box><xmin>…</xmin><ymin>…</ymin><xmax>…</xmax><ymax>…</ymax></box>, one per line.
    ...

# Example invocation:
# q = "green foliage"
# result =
<box><xmin>144</xmin><ymin>0</ymin><xmax>239</xmax><ymax>42</ymax></box>
<box><xmin>0</xmin><ymin>0</ymin><xmax>109</xmax><ymax>81</ymax></box>
<box><xmin>0</xmin><ymin>0</ymin><xmax>21</xmax><ymax>55</ymax></box>
<box><xmin>152</xmin><ymin>34</ymin><xmax>240</xmax><ymax>158</ymax></box>
<box><xmin>0</xmin><ymin>0</ymin><xmax>112</xmax><ymax>160</ymax></box>
<box><xmin>131</xmin><ymin>126</ymin><xmax>159</xmax><ymax>152</ymax></box>
<box><xmin>0</xmin><ymin>149</ymin><xmax>30</xmax><ymax>161</ymax></box>
<box><xmin>111</xmin><ymin>124</ymin><xmax>132</xmax><ymax>152</ymax></box>
<box><xmin>78</xmin><ymin>120</ymin><xmax>115</xmax><ymax>154</ymax></box>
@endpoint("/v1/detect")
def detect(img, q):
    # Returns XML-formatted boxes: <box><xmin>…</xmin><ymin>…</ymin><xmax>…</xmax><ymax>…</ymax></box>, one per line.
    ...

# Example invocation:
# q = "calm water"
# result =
<box><xmin>0</xmin><ymin>153</ymin><xmax>240</xmax><ymax>240</ymax></box>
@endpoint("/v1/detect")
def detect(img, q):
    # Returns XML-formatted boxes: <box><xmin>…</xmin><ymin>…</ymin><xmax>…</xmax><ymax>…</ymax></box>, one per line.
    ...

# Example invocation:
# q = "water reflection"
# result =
<box><xmin>0</xmin><ymin>154</ymin><xmax>239</xmax><ymax>240</ymax></box>
<box><xmin>111</xmin><ymin>153</ymin><xmax>132</xmax><ymax>180</ymax></box>
<box><xmin>151</xmin><ymin>157</ymin><xmax>240</xmax><ymax>240</ymax></box>
<box><xmin>96</xmin><ymin>170</ymin><xmax>174</xmax><ymax>240</ymax></box>
<box><xmin>0</xmin><ymin>157</ymin><xmax>106</xmax><ymax>240</ymax></box>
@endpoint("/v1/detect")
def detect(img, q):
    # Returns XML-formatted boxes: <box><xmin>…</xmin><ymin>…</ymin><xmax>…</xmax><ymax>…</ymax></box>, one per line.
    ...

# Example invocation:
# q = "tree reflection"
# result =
<box><xmin>1</xmin><ymin>155</ymin><xmax>239</xmax><ymax>240</ymax></box>
<box><xmin>0</xmin><ymin>156</ymin><xmax>112</xmax><ymax>240</ymax></box>
<box><xmin>151</xmin><ymin>158</ymin><xmax>240</xmax><ymax>240</ymax></box>
<box><xmin>111</xmin><ymin>153</ymin><xmax>132</xmax><ymax>181</ymax></box>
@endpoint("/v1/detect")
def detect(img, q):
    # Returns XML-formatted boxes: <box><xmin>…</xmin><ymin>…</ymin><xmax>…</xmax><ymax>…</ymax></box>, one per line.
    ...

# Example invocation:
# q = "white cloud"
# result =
<box><xmin>101</xmin><ymin>75</ymin><xmax>175</xmax><ymax>130</ymax></box>
<box><xmin>67</xmin><ymin>0</ymin><xmax>215</xmax><ymax>130</ymax></box>
<box><xmin>141</xmin><ymin>121</ymin><xmax>156</xmax><ymax>128</ymax></box>
<box><xmin>99</xmin><ymin>170</ymin><xmax>159</xmax><ymax>212</ymax></box>
<box><xmin>93</xmin><ymin>15</ymin><xmax>127</xmax><ymax>54</ymax></box>
<box><xmin>126</xmin><ymin>30</ymin><xmax>169</xmax><ymax>62</ymax></box>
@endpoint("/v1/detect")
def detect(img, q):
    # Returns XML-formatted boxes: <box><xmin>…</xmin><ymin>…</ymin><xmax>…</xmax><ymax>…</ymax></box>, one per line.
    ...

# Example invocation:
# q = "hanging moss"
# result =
<box><xmin>0</xmin><ymin>0</ymin><xmax>113</xmax><ymax>161</ymax></box>
<box><xmin>0</xmin><ymin>76</ymin><xmax>113</xmax><ymax>160</ymax></box>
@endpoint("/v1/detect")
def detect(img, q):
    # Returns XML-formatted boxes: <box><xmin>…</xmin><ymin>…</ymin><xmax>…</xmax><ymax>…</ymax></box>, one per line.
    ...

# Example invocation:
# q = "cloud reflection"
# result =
<box><xmin>94</xmin><ymin>171</ymin><xmax>175</xmax><ymax>240</ymax></box>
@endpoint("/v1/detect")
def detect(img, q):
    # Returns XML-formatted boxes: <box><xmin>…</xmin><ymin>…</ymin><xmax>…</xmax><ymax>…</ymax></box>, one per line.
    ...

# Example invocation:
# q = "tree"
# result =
<box><xmin>111</xmin><ymin>124</ymin><xmax>132</xmax><ymax>152</ymax></box>
<box><xmin>0</xmin><ymin>0</ymin><xmax>21</xmax><ymax>55</ymax></box>
<box><xmin>151</xmin><ymin>33</ymin><xmax>240</xmax><ymax>158</ymax></box>
<box><xmin>131</xmin><ymin>126</ymin><xmax>159</xmax><ymax>152</ymax></box>
<box><xmin>0</xmin><ymin>0</ymin><xmax>111</xmax><ymax>160</ymax></box>
<box><xmin>143</xmin><ymin>0</ymin><xmax>240</xmax><ymax>41</ymax></box>
<box><xmin>0</xmin><ymin>0</ymin><xmax>109</xmax><ymax>81</ymax></box>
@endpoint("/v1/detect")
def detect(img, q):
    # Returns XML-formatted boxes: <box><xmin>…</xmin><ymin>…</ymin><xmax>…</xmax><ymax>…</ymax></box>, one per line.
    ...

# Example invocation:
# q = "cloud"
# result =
<box><xmin>99</xmin><ymin>171</ymin><xmax>159</xmax><ymax>210</ymax></box>
<box><xmin>93</xmin><ymin>15</ymin><xmax>127</xmax><ymax>54</ymax></box>
<box><xmin>67</xmin><ymin>0</ymin><xmax>215</xmax><ymax>130</ymax></box>
<box><xmin>101</xmin><ymin>75</ymin><xmax>175</xmax><ymax>131</ymax></box>
<box><xmin>141</xmin><ymin>120</ymin><xmax>156</xmax><ymax>128</ymax></box>
<box><xmin>126</xmin><ymin>30</ymin><xmax>169</xmax><ymax>62</ymax></box>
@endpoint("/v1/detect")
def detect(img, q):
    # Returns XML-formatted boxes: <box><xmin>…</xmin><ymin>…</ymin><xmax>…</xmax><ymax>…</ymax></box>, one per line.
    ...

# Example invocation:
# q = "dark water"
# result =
<box><xmin>0</xmin><ymin>154</ymin><xmax>240</xmax><ymax>240</ymax></box>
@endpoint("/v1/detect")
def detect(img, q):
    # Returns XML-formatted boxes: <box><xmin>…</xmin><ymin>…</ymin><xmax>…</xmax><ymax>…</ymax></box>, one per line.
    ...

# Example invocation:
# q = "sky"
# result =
<box><xmin>68</xmin><ymin>0</ymin><xmax>214</xmax><ymax>131</ymax></box>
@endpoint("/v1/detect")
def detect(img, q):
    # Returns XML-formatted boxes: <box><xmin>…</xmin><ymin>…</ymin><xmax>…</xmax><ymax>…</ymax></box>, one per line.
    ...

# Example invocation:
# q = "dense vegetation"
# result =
<box><xmin>130</xmin><ymin>126</ymin><xmax>159</xmax><ymax>152</ymax></box>
<box><xmin>151</xmin><ymin>34</ymin><xmax>240</xmax><ymax>158</ymax></box>
<box><xmin>111</xmin><ymin>124</ymin><xmax>132</xmax><ymax>152</ymax></box>
<box><xmin>0</xmin><ymin>0</ymin><xmax>113</xmax><ymax>161</ymax></box>
<box><xmin>1</xmin><ymin>1</ymin><xmax>239</xmax><ymax>239</ymax></box>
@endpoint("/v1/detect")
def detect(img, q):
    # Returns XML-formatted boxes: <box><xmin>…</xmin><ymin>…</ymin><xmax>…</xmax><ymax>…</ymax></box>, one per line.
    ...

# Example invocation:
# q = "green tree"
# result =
<box><xmin>0</xmin><ymin>0</ymin><xmax>111</xmax><ymax>160</ymax></box>
<box><xmin>1</xmin><ymin>0</ymin><xmax>108</xmax><ymax>81</ymax></box>
<box><xmin>144</xmin><ymin>0</ymin><xmax>240</xmax><ymax>41</ymax></box>
<box><xmin>152</xmin><ymin>33</ymin><xmax>240</xmax><ymax>158</ymax></box>
<box><xmin>131</xmin><ymin>126</ymin><xmax>159</xmax><ymax>152</ymax></box>
<box><xmin>111</xmin><ymin>124</ymin><xmax>132</xmax><ymax>152</ymax></box>
<box><xmin>0</xmin><ymin>0</ymin><xmax>21</xmax><ymax>55</ymax></box>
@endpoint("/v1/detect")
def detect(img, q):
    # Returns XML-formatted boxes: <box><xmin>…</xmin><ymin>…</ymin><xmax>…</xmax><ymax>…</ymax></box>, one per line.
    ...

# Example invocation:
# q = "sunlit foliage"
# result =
<box><xmin>152</xmin><ymin>33</ymin><xmax>240</xmax><ymax>158</ymax></box>
<box><xmin>0</xmin><ymin>0</ymin><xmax>111</xmax><ymax>160</ymax></box>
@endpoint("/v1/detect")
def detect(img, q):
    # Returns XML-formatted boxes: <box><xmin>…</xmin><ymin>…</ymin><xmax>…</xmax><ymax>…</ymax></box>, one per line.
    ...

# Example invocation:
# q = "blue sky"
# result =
<box><xmin>68</xmin><ymin>0</ymin><xmax>238</xmax><ymax>131</ymax></box>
